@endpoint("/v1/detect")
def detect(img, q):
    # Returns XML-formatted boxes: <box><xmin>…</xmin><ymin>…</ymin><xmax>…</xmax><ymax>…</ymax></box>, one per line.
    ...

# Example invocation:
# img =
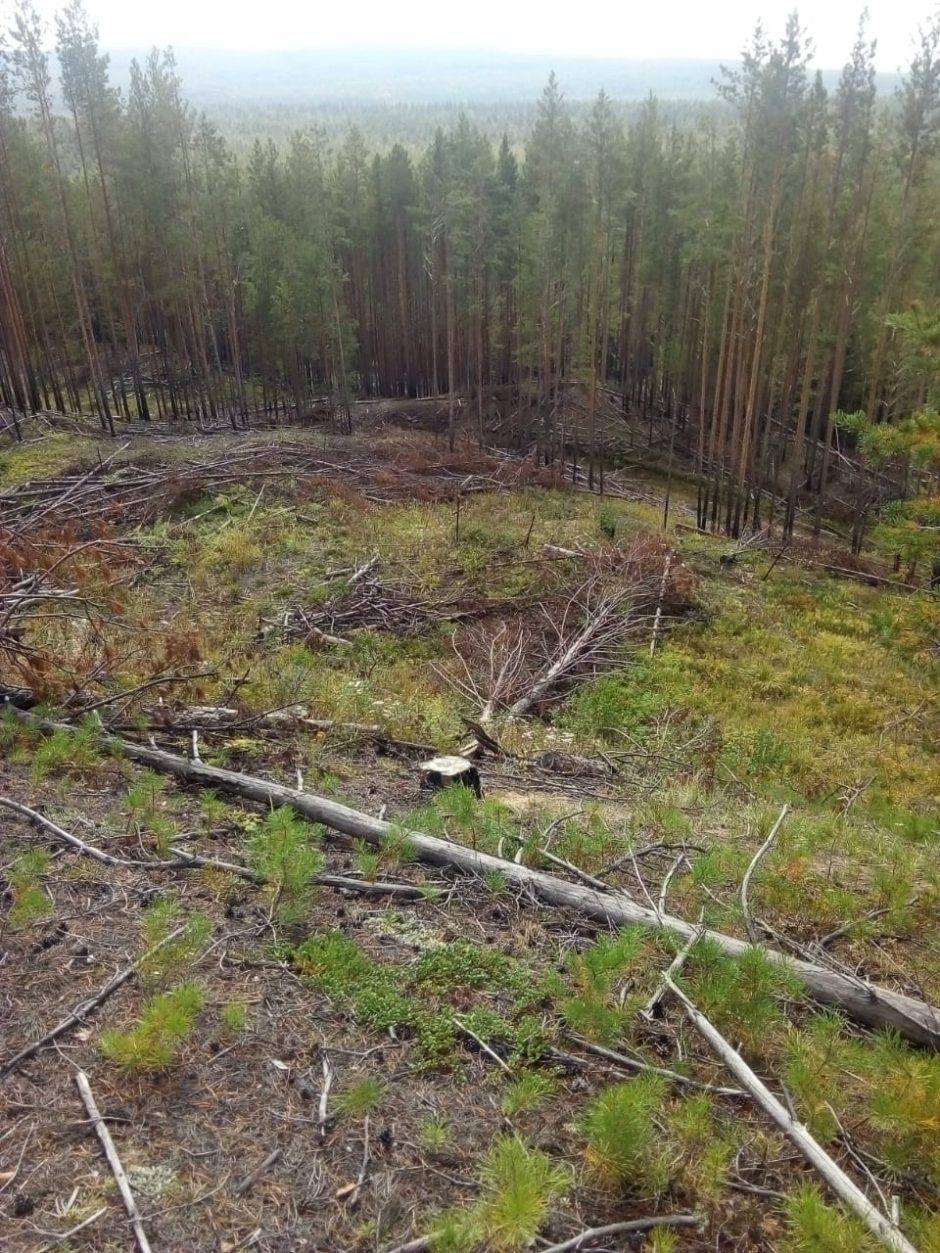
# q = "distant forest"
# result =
<box><xmin>2</xmin><ymin>1</ymin><xmax>940</xmax><ymax>552</ymax></box>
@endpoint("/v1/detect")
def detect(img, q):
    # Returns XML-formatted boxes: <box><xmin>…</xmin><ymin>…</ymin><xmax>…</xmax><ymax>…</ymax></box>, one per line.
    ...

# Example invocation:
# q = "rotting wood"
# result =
<box><xmin>74</xmin><ymin>1071</ymin><xmax>153</xmax><ymax>1253</ymax></box>
<box><xmin>664</xmin><ymin>976</ymin><xmax>920</xmax><ymax>1253</ymax></box>
<box><xmin>418</xmin><ymin>755</ymin><xmax>482</xmax><ymax>797</ymax></box>
<box><xmin>8</xmin><ymin>710</ymin><xmax>940</xmax><ymax>1049</ymax></box>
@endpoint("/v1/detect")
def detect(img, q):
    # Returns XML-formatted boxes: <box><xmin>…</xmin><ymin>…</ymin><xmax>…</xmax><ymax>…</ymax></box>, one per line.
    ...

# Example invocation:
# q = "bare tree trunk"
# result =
<box><xmin>12</xmin><ymin>710</ymin><xmax>940</xmax><ymax>1048</ymax></box>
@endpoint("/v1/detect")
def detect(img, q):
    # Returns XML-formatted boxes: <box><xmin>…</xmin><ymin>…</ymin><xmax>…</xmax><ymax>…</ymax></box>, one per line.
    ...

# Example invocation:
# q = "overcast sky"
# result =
<box><xmin>8</xmin><ymin>0</ymin><xmax>938</xmax><ymax>70</ymax></box>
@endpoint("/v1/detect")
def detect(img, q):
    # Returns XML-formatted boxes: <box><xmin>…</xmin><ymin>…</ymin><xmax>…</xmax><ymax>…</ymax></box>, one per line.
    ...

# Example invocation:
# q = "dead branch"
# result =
<box><xmin>70</xmin><ymin>670</ymin><xmax>218</xmax><ymax>716</ymax></box>
<box><xmin>538</xmin><ymin>847</ymin><xmax>612</xmax><ymax>892</ymax></box>
<box><xmin>664</xmin><ymin>976</ymin><xmax>919</xmax><ymax>1253</ymax></box>
<box><xmin>642</xmin><ymin>921</ymin><xmax>706</xmax><ymax>1021</ymax></box>
<box><xmin>232</xmin><ymin>1147</ymin><xmax>282</xmax><ymax>1198</ymax></box>
<box><xmin>505</xmin><ymin>579</ymin><xmax>651</xmax><ymax>719</ymax></box>
<box><xmin>0</xmin><ymin>795</ymin><xmax>426</xmax><ymax>899</ymax></box>
<box><xmin>540</xmin><ymin>1215</ymin><xmax>704</xmax><ymax>1252</ymax></box>
<box><xmin>32</xmin><ymin>1205</ymin><xmax>107</xmax><ymax>1245</ymax></box>
<box><xmin>555</xmin><ymin>1036</ymin><xmax>743</xmax><ymax>1096</ymax></box>
<box><xmin>318</xmin><ymin>1055</ymin><xmax>335</xmax><ymax>1137</ymax></box>
<box><xmin>383</xmin><ymin>1239</ymin><xmax>432</xmax><ymax>1253</ymax></box>
<box><xmin>74</xmin><ymin>1070</ymin><xmax>153</xmax><ymax>1253</ymax></box>
<box><xmin>10</xmin><ymin>709</ymin><xmax>940</xmax><ymax>1048</ymax></box>
<box><xmin>648</xmin><ymin>552</ymin><xmax>673</xmax><ymax>656</ymax></box>
<box><xmin>741</xmin><ymin>804</ymin><xmax>790</xmax><ymax>943</ymax></box>
<box><xmin>813</xmin><ymin>905</ymin><xmax>909</xmax><ymax>952</ymax></box>
<box><xmin>657</xmin><ymin>851</ymin><xmax>689</xmax><ymax>917</ymax></box>
<box><xmin>449</xmin><ymin>573</ymin><xmax>660</xmax><ymax>726</ymax></box>
<box><xmin>453</xmin><ymin>1016</ymin><xmax>512</xmax><ymax>1072</ymax></box>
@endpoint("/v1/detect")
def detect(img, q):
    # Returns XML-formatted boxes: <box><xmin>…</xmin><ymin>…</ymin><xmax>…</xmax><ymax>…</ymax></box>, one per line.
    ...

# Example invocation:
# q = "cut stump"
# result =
<box><xmin>419</xmin><ymin>755</ymin><xmax>482</xmax><ymax>797</ymax></box>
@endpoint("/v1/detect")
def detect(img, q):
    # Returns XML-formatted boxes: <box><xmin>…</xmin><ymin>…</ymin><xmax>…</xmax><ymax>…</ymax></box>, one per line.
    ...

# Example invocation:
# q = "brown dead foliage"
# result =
<box><xmin>0</xmin><ymin>525</ymin><xmax>142</xmax><ymax>699</ymax></box>
<box><xmin>616</xmin><ymin>533</ymin><xmax>698</xmax><ymax>614</ymax></box>
<box><xmin>386</xmin><ymin>438</ymin><xmax>499</xmax><ymax>477</ymax></box>
<box><xmin>789</xmin><ymin>535</ymin><xmax>893</xmax><ymax>581</ymax></box>
<box><xmin>302</xmin><ymin>475</ymin><xmax>372</xmax><ymax>509</ymax></box>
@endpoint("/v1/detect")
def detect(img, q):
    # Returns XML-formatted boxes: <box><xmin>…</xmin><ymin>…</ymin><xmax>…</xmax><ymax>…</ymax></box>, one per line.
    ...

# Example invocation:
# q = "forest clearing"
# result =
<box><xmin>3</xmin><ymin>0</ymin><xmax>940</xmax><ymax>1247</ymax></box>
<box><xmin>1</xmin><ymin>409</ymin><xmax>938</xmax><ymax>1252</ymax></box>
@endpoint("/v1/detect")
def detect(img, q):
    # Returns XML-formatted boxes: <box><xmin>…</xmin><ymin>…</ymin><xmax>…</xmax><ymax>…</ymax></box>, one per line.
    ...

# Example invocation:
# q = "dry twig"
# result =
<box><xmin>1</xmin><ymin>925</ymin><xmax>187</xmax><ymax>1079</ymax></box>
<box><xmin>74</xmin><ymin>1071</ymin><xmax>153</xmax><ymax>1253</ymax></box>
<box><xmin>740</xmin><ymin>804</ymin><xmax>790</xmax><ymax>943</ymax></box>
<box><xmin>540</xmin><ymin>1214</ymin><xmax>704</xmax><ymax>1252</ymax></box>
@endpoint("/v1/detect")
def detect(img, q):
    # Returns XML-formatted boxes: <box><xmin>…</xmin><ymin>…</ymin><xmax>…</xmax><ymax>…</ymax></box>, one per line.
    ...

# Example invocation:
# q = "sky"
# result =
<box><xmin>9</xmin><ymin>0</ymin><xmax>939</xmax><ymax>70</ymax></box>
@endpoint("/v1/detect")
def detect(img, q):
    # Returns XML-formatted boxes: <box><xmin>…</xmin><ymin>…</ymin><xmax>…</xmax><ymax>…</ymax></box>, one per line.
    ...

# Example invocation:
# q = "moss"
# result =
<box><xmin>0</xmin><ymin>434</ymin><xmax>104</xmax><ymax>486</ymax></box>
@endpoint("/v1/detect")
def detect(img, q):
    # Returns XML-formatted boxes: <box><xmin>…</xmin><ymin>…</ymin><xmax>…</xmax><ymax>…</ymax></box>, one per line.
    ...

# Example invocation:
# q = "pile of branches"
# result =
<box><xmin>276</xmin><ymin>558</ymin><xmax>489</xmax><ymax>644</ymax></box>
<box><xmin>284</xmin><ymin>582</ymin><xmax>444</xmax><ymax>642</ymax></box>
<box><xmin>442</xmin><ymin>537</ymin><xmax>695</xmax><ymax>723</ymax></box>
<box><xmin>0</xmin><ymin>444</ymin><xmax>338</xmax><ymax>535</ymax></box>
<box><xmin>0</xmin><ymin>436</ymin><xmax>552</xmax><ymax>539</ymax></box>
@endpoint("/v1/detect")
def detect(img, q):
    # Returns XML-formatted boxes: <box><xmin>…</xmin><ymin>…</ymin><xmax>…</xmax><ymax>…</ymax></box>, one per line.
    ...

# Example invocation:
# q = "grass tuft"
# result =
<box><xmin>336</xmin><ymin>1076</ymin><xmax>385</xmax><ymax>1117</ymax></box>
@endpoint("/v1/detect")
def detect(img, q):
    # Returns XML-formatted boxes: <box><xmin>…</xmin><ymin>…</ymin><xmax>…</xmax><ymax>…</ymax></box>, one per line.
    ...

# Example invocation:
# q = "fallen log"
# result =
<box><xmin>10</xmin><ymin>709</ymin><xmax>940</xmax><ymax>1048</ymax></box>
<box><xmin>665</xmin><ymin>977</ymin><xmax>918</xmax><ymax>1253</ymax></box>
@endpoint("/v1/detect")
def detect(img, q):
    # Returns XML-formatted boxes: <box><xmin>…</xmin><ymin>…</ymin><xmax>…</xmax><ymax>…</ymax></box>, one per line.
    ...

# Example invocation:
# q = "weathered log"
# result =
<box><xmin>666</xmin><ymin>977</ymin><xmax>919</xmax><ymax>1253</ymax></box>
<box><xmin>10</xmin><ymin>710</ymin><xmax>940</xmax><ymax>1048</ymax></box>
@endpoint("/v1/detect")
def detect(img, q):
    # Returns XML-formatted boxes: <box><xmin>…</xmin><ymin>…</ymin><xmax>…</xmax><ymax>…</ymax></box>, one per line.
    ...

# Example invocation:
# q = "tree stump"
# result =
<box><xmin>419</xmin><ymin>755</ymin><xmax>482</xmax><ymax>798</ymax></box>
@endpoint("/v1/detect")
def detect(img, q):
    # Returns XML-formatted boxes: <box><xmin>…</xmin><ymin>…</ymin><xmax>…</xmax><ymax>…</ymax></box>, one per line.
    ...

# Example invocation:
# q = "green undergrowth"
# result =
<box><xmin>100</xmin><ymin>980</ymin><xmax>205</xmax><ymax>1073</ymax></box>
<box><xmin>291</xmin><ymin>929</ymin><xmax>549</xmax><ymax>1070</ymax></box>
<box><xmin>402</xmin><ymin>785</ymin><xmax>936</xmax><ymax>965</ymax></box>
<box><xmin>7</xmin><ymin>849</ymin><xmax>53</xmax><ymax>928</ymax></box>
<box><xmin>0</xmin><ymin>432</ymin><xmax>105</xmax><ymax>486</ymax></box>
<box><xmin>97</xmin><ymin>899</ymin><xmax>211</xmax><ymax>1073</ymax></box>
<box><xmin>620</xmin><ymin>564</ymin><xmax>940</xmax><ymax>804</ymax></box>
<box><xmin>8</xmin><ymin>444</ymin><xmax>940</xmax><ymax>1248</ymax></box>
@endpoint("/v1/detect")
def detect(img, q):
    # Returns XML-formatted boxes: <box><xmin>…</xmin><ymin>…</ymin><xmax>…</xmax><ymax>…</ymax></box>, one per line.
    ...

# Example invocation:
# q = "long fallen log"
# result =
<box><xmin>10</xmin><ymin>709</ymin><xmax>940</xmax><ymax>1048</ymax></box>
<box><xmin>665</xmin><ymin>977</ymin><xmax>918</xmax><ymax>1253</ymax></box>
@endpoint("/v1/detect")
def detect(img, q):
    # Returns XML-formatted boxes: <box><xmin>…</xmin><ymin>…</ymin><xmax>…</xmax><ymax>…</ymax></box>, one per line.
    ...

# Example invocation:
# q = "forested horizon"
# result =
<box><xmin>2</xmin><ymin>0</ymin><xmax>940</xmax><ymax>555</ymax></box>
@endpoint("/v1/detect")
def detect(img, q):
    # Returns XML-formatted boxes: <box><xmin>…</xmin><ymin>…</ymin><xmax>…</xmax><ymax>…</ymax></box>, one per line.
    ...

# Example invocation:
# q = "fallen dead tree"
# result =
<box><xmin>665</xmin><ymin>976</ymin><xmax>919</xmax><ymax>1253</ymax></box>
<box><xmin>443</xmin><ymin>541</ymin><xmax>695</xmax><ymax>725</ymax></box>
<box><xmin>9</xmin><ymin>709</ymin><xmax>940</xmax><ymax>1048</ymax></box>
<box><xmin>0</xmin><ymin>436</ymin><xmax>543</xmax><ymax>538</ymax></box>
